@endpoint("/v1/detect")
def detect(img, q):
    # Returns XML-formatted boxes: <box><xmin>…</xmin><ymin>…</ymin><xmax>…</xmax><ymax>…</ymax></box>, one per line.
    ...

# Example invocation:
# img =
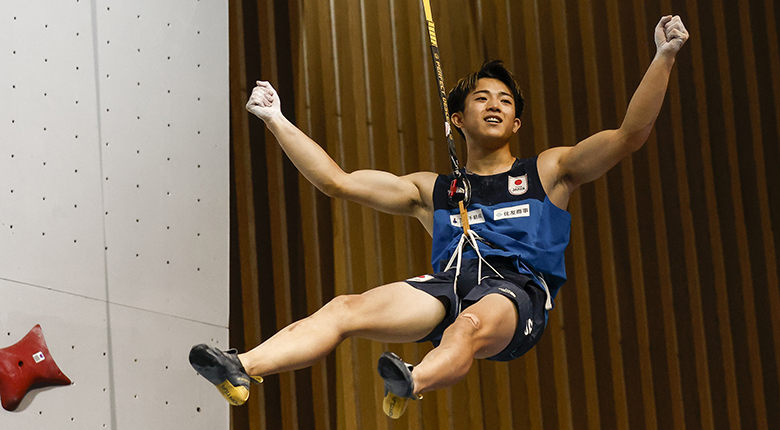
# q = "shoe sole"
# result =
<box><xmin>383</xmin><ymin>391</ymin><xmax>411</xmax><ymax>419</ymax></box>
<box><xmin>215</xmin><ymin>380</ymin><xmax>250</xmax><ymax>406</ymax></box>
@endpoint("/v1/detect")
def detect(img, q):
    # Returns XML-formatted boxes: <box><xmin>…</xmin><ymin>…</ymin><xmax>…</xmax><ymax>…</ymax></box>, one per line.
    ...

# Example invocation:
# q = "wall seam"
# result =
<box><xmin>89</xmin><ymin>0</ymin><xmax>118</xmax><ymax>428</ymax></box>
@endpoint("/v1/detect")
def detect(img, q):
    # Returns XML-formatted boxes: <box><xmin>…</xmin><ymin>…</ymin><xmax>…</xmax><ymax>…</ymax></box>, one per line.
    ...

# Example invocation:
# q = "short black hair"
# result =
<box><xmin>447</xmin><ymin>60</ymin><xmax>524</xmax><ymax>139</ymax></box>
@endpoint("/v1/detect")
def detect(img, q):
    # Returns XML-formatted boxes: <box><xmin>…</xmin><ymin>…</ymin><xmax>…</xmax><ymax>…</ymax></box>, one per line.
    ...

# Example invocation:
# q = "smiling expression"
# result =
<box><xmin>451</xmin><ymin>78</ymin><xmax>522</xmax><ymax>147</ymax></box>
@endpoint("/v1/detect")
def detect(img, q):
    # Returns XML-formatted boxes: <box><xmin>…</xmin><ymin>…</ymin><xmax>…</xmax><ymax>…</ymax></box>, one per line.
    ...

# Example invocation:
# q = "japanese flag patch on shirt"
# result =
<box><xmin>508</xmin><ymin>174</ymin><xmax>528</xmax><ymax>195</ymax></box>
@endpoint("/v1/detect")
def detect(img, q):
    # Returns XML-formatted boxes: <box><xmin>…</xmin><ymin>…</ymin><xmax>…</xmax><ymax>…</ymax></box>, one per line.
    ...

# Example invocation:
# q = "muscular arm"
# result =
<box><xmin>540</xmin><ymin>16</ymin><xmax>689</xmax><ymax>207</ymax></box>
<box><xmin>248</xmin><ymin>82</ymin><xmax>436</xmax><ymax>226</ymax></box>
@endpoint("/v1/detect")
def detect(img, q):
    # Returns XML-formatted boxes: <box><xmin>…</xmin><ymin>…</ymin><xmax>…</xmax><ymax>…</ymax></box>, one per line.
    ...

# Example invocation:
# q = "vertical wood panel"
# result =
<box><xmin>295</xmin><ymin>0</ymin><xmax>336</xmax><ymax>427</ymax></box>
<box><xmin>547</xmin><ymin>0</ymin><xmax>575</xmax><ymax>428</ymax></box>
<box><xmin>683</xmin><ymin>0</ymin><xmax>741</xmax><ymax>428</ymax></box>
<box><xmin>564</xmin><ymin>0</ymin><xmax>602</xmax><ymax>427</ymax></box>
<box><xmin>576</xmin><ymin>2</ymin><xmax>622</xmax><ymax>429</ymax></box>
<box><xmin>332</xmin><ymin>0</ymin><xmax>373</xmax><ymax>427</ymax></box>
<box><xmin>711</xmin><ymin>0</ymin><xmax>765</xmax><ymax>427</ymax></box>
<box><xmin>735</xmin><ymin>3</ymin><xmax>776</xmax><ymax>427</ymax></box>
<box><xmin>256</xmin><ymin>1</ymin><xmax>301</xmax><ymax>428</ymax></box>
<box><xmin>230</xmin><ymin>0</ymin><xmax>780</xmax><ymax>428</ymax></box>
<box><xmin>229</xmin><ymin>0</ymin><xmax>266</xmax><ymax>428</ymax></box>
<box><xmin>519</xmin><ymin>2</ymin><xmax>546</xmax><ymax>429</ymax></box>
<box><xmin>602</xmin><ymin>2</ymin><xmax>635</xmax><ymax>429</ymax></box>
<box><xmin>623</xmin><ymin>7</ymin><xmax>662</xmax><ymax>430</ymax></box>
<box><xmin>657</xmin><ymin>1</ymin><xmax>713</xmax><ymax>428</ymax></box>
<box><xmin>757</xmin><ymin>0</ymin><xmax>780</xmax><ymax>422</ymax></box>
<box><xmin>362</xmin><ymin>1</ymin><xmax>397</xmax><ymax>429</ymax></box>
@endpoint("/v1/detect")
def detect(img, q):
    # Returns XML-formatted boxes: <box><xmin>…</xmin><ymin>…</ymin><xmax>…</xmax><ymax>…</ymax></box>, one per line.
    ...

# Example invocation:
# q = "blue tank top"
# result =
<box><xmin>431</xmin><ymin>157</ymin><xmax>571</xmax><ymax>300</ymax></box>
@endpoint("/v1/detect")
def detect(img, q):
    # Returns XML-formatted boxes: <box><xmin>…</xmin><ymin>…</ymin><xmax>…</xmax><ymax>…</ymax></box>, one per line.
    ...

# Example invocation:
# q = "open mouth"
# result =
<box><xmin>484</xmin><ymin>116</ymin><xmax>502</xmax><ymax>124</ymax></box>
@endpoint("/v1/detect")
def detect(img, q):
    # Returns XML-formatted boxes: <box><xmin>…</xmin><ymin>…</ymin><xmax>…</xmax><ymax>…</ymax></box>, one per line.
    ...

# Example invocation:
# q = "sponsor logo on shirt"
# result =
<box><xmin>498</xmin><ymin>287</ymin><xmax>517</xmax><ymax>298</ymax></box>
<box><xmin>508</xmin><ymin>174</ymin><xmax>528</xmax><ymax>195</ymax></box>
<box><xmin>493</xmin><ymin>204</ymin><xmax>531</xmax><ymax>220</ymax></box>
<box><xmin>450</xmin><ymin>208</ymin><xmax>486</xmax><ymax>227</ymax></box>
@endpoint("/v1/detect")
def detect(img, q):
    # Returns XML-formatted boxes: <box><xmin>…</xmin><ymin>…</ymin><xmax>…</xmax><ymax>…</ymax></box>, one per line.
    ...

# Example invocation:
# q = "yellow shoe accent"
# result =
<box><xmin>217</xmin><ymin>380</ymin><xmax>250</xmax><ymax>406</ymax></box>
<box><xmin>383</xmin><ymin>392</ymin><xmax>421</xmax><ymax>419</ymax></box>
<box><xmin>383</xmin><ymin>391</ymin><xmax>409</xmax><ymax>419</ymax></box>
<box><xmin>251</xmin><ymin>376</ymin><xmax>264</xmax><ymax>384</ymax></box>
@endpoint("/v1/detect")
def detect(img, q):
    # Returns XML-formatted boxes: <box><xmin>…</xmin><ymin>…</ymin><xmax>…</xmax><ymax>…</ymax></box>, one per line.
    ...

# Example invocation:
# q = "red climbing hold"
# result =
<box><xmin>0</xmin><ymin>324</ymin><xmax>71</xmax><ymax>411</ymax></box>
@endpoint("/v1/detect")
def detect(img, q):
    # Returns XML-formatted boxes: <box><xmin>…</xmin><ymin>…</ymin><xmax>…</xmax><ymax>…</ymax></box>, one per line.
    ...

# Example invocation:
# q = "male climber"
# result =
<box><xmin>190</xmin><ymin>15</ymin><xmax>689</xmax><ymax>418</ymax></box>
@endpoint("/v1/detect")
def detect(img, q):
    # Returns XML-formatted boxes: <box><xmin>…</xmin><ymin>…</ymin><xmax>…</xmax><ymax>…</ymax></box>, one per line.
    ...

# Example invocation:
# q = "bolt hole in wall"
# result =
<box><xmin>0</xmin><ymin>0</ymin><xmax>229</xmax><ymax>428</ymax></box>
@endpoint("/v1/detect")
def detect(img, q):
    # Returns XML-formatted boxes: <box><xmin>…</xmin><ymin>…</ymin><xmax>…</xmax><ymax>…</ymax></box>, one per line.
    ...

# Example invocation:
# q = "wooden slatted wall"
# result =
<box><xmin>228</xmin><ymin>0</ymin><xmax>780</xmax><ymax>428</ymax></box>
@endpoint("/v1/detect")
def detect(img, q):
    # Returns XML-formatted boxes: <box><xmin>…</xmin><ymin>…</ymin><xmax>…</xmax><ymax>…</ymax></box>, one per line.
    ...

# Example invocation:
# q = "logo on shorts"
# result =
<box><xmin>508</xmin><ymin>174</ymin><xmax>528</xmax><ymax>195</ymax></box>
<box><xmin>407</xmin><ymin>274</ymin><xmax>433</xmax><ymax>282</ymax></box>
<box><xmin>524</xmin><ymin>319</ymin><xmax>533</xmax><ymax>335</ymax></box>
<box><xmin>498</xmin><ymin>287</ymin><xmax>516</xmax><ymax>298</ymax></box>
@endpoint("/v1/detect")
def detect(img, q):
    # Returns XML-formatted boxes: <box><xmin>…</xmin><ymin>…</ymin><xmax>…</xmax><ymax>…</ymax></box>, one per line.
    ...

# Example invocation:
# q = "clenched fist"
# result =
<box><xmin>246</xmin><ymin>81</ymin><xmax>282</xmax><ymax>122</ymax></box>
<box><xmin>655</xmin><ymin>15</ymin><xmax>689</xmax><ymax>57</ymax></box>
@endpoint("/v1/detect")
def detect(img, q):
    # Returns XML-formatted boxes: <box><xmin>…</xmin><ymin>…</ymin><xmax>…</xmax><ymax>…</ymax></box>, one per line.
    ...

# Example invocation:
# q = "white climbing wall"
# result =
<box><xmin>0</xmin><ymin>0</ymin><xmax>230</xmax><ymax>428</ymax></box>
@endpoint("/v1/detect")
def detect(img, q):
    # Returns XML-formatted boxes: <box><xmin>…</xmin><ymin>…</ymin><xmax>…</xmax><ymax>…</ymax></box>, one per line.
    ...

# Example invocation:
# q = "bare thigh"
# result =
<box><xmin>340</xmin><ymin>282</ymin><xmax>447</xmax><ymax>343</ymax></box>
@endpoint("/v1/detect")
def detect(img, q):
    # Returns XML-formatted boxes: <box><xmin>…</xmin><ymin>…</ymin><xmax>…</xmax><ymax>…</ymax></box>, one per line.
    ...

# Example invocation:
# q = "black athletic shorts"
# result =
<box><xmin>404</xmin><ymin>256</ymin><xmax>547</xmax><ymax>362</ymax></box>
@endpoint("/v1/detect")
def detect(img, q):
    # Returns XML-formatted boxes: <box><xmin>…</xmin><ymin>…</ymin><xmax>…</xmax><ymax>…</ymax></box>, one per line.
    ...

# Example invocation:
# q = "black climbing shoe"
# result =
<box><xmin>377</xmin><ymin>351</ymin><xmax>421</xmax><ymax>419</ymax></box>
<box><xmin>189</xmin><ymin>344</ymin><xmax>263</xmax><ymax>406</ymax></box>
